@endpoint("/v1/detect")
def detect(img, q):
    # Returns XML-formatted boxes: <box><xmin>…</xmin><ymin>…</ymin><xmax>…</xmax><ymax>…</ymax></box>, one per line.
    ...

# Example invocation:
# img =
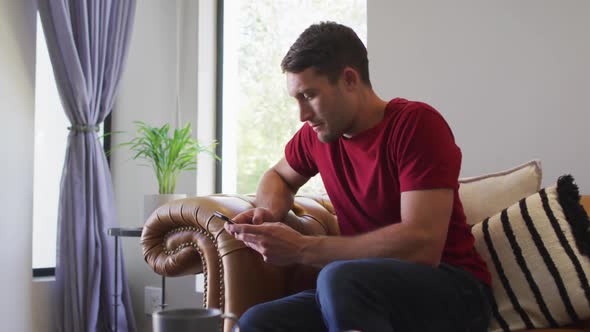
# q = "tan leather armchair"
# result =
<box><xmin>142</xmin><ymin>194</ymin><xmax>590</xmax><ymax>332</ymax></box>
<box><xmin>142</xmin><ymin>194</ymin><xmax>338</xmax><ymax>332</ymax></box>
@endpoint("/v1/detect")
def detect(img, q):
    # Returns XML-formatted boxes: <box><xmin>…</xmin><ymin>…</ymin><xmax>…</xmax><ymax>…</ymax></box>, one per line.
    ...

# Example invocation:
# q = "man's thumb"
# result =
<box><xmin>251</xmin><ymin>209</ymin><xmax>267</xmax><ymax>225</ymax></box>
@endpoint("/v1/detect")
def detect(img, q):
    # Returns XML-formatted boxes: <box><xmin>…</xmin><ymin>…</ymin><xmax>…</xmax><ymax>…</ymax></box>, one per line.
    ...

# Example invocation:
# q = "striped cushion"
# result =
<box><xmin>471</xmin><ymin>175</ymin><xmax>590</xmax><ymax>331</ymax></box>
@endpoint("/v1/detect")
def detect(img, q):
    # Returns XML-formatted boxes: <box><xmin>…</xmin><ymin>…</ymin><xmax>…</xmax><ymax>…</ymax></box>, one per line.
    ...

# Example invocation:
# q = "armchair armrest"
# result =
<box><xmin>141</xmin><ymin>194</ymin><xmax>338</xmax><ymax>329</ymax></box>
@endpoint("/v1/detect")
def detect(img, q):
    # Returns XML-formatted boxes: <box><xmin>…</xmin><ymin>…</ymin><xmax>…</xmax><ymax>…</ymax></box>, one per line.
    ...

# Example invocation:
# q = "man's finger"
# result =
<box><xmin>233</xmin><ymin>210</ymin><xmax>254</xmax><ymax>224</ymax></box>
<box><xmin>252</xmin><ymin>208</ymin><xmax>268</xmax><ymax>225</ymax></box>
<box><xmin>226</xmin><ymin>223</ymin><xmax>269</xmax><ymax>235</ymax></box>
<box><xmin>235</xmin><ymin>234</ymin><xmax>265</xmax><ymax>253</ymax></box>
<box><xmin>234</xmin><ymin>232</ymin><xmax>260</xmax><ymax>243</ymax></box>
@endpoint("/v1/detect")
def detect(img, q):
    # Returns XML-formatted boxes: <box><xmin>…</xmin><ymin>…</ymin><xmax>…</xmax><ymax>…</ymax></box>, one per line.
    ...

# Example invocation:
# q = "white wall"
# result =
<box><xmin>31</xmin><ymin>279</ymin><xmax>54</xmax><ymax>331</ymax></box>
<box><xmin>368</xmin><ymin>0</ymin><xmax>590</xmax><ymax>193</ymax></box>
<box><xmin>0</xmin><ymin>0</ymin><xmax>36</xmax><ymax>331</ymax></box>
<box><xmin>112</xmin><ymin>1</ymin><xmax>204</xmax><ymax>331</ymax></box>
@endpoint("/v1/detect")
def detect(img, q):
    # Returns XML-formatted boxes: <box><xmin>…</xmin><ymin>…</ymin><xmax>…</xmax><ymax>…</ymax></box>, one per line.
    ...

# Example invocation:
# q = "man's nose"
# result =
<box><xmin>299</xmin><ymin>102</ymin><xmax>313</xmax><ymax>122</ymax></box>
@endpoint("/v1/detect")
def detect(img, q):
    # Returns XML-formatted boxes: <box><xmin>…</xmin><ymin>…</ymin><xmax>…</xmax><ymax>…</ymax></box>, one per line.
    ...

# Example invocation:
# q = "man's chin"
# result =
<box><xmin>317</xmin><ymin>132</ymin><xmax>339</xmax><ymax>143</ymax></box>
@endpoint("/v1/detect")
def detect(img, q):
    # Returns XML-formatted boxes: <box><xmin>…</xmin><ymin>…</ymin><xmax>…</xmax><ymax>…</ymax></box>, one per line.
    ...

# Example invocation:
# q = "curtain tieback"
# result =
<box><xmin>68</xmin><ymin>124</ymin><xmax>100</xmax><ymax>133</ymax></box>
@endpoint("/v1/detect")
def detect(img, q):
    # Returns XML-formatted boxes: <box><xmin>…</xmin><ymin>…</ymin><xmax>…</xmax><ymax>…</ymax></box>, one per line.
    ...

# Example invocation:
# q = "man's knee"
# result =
<box><xmin>237</xmin><ymin>303</ymin><xmax>272</xmax><ymax>331</ymax></box>
<box><xmin>316</xmin><ymin>259</ymin><xmax>417</xmax><ymax>299</ymax></box>
<box><xmin>317</xmin><ymin>260</ymin><xmax>360</xmax><ymax>295</ymax></box>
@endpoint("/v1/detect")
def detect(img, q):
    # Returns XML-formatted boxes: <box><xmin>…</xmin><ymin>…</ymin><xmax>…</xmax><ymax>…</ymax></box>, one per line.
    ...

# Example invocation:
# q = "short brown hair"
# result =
<box><xmin>281</xmin><ymin>22</ymin><xmax>371</xmax><ymax>86</ymax></box>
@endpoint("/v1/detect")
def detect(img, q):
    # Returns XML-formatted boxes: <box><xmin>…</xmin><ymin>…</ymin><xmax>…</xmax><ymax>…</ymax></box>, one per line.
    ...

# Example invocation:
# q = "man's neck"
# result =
<box><xmin>345</xmin><ymin>91</ymin><xmax>389</xmax><ymax>138</ymax></box>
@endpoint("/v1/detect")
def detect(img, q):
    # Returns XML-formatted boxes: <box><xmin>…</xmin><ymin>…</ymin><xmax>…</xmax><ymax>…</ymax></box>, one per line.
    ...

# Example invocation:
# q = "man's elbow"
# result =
<box><xmin>410</xmin><ymin>249</ymin><xmax>442</xmax><ymax>267</ymax></box>
<box><xmin>411</xmin><ymin>231</ymin><xmax>445</xmax><ymax>267</ymax></box>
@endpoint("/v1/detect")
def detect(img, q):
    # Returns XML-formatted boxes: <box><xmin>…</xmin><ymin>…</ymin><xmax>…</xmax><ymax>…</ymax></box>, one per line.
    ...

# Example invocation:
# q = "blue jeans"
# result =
<box><xmin>237</xmin><ymin>258</ymin><xmax>491</xmax><ymax>332</ymax></box>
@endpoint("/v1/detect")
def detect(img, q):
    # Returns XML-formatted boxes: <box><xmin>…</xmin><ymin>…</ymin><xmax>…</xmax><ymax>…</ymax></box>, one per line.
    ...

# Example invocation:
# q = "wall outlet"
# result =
<box><xmin>195</xmin><ymin>273</ymin><xmax>205</xmax><ymax>293</ymax></box>
<box><xmin>144</xmin><ymin>286</ymin><xmax>162</xmax><ymax>315</ymax></box>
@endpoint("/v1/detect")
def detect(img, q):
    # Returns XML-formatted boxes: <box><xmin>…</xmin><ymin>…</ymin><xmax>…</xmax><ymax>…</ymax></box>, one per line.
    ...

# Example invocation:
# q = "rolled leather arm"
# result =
<box><xmin>141</xmin><ymin>194</ymin><xmax>339</xmax><ymax>317</ymax></box>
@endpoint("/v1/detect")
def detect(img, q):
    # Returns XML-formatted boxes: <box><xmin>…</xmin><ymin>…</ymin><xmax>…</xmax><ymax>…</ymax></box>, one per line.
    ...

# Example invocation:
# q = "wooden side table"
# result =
<box><xmin>108</xmin><ymin>227</ymin><xmax>167</xmax><ymax>332</ymax></box>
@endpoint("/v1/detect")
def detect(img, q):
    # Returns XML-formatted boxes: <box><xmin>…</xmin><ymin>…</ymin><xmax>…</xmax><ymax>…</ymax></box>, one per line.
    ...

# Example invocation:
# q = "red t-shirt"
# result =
<box><xmin>285</xmin><ymin>98</ymin><xmax>491</xmax><ymax>286</ymax></box>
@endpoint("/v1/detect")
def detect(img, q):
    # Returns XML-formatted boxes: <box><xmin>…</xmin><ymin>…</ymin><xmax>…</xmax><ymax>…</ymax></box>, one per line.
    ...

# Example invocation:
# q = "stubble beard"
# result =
<box><xmin>317</xmin><ymin>128</ymin><xmax>341</xmax><ymax>143</ymax></box>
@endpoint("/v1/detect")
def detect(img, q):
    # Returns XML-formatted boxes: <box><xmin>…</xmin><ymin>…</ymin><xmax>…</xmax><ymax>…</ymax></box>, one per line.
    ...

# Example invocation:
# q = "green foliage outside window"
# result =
<box><xmin>227</xmin><ymin>0</ymin><xmax>367</xmax><ymax>194</ymax></box>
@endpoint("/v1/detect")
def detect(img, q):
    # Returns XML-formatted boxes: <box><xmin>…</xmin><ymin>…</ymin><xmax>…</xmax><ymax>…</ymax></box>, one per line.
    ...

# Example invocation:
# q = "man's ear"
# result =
<box><xmin>341</xmin><ymin>67</ymin><xmax>360</xmax><ymax>90</ymax></box>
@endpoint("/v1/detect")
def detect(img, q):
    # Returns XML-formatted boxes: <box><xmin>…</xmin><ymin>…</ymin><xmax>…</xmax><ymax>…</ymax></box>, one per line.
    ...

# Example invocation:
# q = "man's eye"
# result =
<box><xmin>303</xmin><ymin>94</ymin><xmax>314</xmax><ymax>100</ymax></box>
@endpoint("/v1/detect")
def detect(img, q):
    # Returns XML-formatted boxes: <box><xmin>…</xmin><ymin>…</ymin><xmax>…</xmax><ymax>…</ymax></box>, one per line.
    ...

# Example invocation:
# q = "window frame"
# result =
<box><xmin>214</xmin><ymin>0</ymin><xmax>224</xmax><ymax>193</ymax></box>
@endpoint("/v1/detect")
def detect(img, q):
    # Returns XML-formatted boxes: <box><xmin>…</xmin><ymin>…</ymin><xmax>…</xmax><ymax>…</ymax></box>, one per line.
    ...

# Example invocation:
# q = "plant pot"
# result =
<box><xmin>143</xmin><ymin>194</ymin><xmax>187</xmax><ymax>223</ymax></box>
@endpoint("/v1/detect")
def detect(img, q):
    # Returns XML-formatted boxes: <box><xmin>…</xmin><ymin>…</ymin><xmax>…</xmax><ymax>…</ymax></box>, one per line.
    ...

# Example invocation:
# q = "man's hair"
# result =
<box><xmin>281</xmin><ymin>22</ymin><xmax>371</xmax><ymax>86</ymax></box>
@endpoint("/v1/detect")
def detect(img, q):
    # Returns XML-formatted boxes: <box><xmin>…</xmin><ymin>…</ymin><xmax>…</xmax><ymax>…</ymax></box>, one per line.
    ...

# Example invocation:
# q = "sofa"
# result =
<box><xmin>142</xmin><ymin>162</ymin><xmax>590</xmax><ymax>332</ymax></box>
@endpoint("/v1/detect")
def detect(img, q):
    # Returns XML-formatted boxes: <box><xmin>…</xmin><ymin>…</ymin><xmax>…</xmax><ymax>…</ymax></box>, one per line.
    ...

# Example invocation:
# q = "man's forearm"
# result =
<box><xmin>300</xmin><ymin>222</ymin><xmax>444</xmax><ymax>267</ymax></box>
<box><xmin>255</xmin><ymin>168</ymin><xmax>297</xmax><ymax>221</ymax></box>
<box><xmin>299</xmin><ymin>189</ymin><xmax>451</xmax><ymax>267</ymax></box>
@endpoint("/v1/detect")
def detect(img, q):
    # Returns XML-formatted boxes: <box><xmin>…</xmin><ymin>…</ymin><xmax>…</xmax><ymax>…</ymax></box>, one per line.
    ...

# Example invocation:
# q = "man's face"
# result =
<box><xmin>286</xmin><ymin>68</ymin><xmax>356</xmax><ymax>143</ymax></box>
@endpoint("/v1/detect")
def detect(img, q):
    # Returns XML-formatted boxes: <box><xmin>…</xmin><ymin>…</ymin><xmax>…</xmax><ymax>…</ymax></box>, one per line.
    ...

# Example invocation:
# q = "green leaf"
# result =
<box><xmin>108</xmin><ymin>122</ymin><xmax>220</xmax><ymax>194</ymax></box>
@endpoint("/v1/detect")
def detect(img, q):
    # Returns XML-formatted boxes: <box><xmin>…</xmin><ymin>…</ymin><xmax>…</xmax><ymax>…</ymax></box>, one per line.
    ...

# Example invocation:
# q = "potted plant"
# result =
<box><xmin>118</xmin><ymin>121</ymin><xmax>219</xmax><ymax>221</ymax></box>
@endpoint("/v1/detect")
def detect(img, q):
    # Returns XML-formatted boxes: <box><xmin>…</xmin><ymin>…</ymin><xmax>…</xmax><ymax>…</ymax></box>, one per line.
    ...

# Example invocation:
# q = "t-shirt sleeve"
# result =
<box><xmin>284</xmin><ymin>124</ymin><xmax>319</xmax><ymax>178</ymax></box>
<box><xmin>392</xmin><ymin>104</ymin><xmax>461</xmax><ymax>192</ymax></box>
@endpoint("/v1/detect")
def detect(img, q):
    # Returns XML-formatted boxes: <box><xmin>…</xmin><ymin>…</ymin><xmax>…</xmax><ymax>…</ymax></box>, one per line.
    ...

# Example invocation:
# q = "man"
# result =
<box><xmin>225</xmin><ymin>22</ymin><xmax>492</xmax><ymax>332</ymax></box>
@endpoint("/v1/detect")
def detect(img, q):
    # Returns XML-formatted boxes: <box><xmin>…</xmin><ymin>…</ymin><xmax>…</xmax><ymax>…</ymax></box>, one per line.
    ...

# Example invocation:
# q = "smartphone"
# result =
<box><xmin>213</xmin><ymin>211</ymin><xmax>236</xmax><ymax>224</ymax></box>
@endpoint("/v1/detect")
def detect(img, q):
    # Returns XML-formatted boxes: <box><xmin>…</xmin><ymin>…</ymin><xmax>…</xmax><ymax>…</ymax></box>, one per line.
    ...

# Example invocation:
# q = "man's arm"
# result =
<box><xmin>300</xmin><ymin>189</ymin><xmax>453</xmax><ymax>266</ymax></box>
<box><xmin>233</xmin><ymin>158</ymin><xmax>310</xmax><ymax>224</ymax></box>
<box><xmin>228</xmin><ymin>188</ymin><xmax>454</xmax><ymax>267</ymax></box>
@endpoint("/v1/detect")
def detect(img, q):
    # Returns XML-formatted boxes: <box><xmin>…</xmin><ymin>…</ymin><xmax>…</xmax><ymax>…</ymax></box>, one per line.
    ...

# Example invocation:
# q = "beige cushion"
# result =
<box><xmin>459</xmin><ymin>160</ymin><xmax>542</xmax><ymax>225</ymax></box>
<box><xmin>471</xmin><ymin>175</ymin><xmax>590</xmax><ymax>331</ymax></box>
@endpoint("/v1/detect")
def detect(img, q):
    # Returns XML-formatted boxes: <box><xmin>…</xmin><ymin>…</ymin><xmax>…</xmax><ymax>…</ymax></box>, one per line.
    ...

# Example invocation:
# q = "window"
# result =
<box><xmin>32</xmin><ymin>14</ymin><xmax>67</xmax><ymax>274</ymax></box>
<box><xmin>220</xmin><ymin>0</ymin><xmax>367</xmax><ymax>194</ymax></box>
<box><xmin>32</xmin><ymin>15</ymin><xmax>109</xmax><ymax>276</ymax></box>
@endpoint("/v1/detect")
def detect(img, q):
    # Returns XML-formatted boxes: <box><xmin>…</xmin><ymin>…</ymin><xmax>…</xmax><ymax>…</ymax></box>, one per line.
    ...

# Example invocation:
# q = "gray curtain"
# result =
<box><xmin>37</xmin><ymin>1</ymin><xmax>137</xmax><ymax>331</ymax></box>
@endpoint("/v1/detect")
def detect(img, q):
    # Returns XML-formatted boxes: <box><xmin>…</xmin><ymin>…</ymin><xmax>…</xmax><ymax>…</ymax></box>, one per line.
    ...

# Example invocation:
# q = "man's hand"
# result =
<box><xmin>224</xmin><ymin>222</ymin><xmax>308</xmax><ymax>265</ymax></box>
<box><xmin>233</xmin><ymin>207</ymin><xmax>275</xmax><ymax>225</ymax></box>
